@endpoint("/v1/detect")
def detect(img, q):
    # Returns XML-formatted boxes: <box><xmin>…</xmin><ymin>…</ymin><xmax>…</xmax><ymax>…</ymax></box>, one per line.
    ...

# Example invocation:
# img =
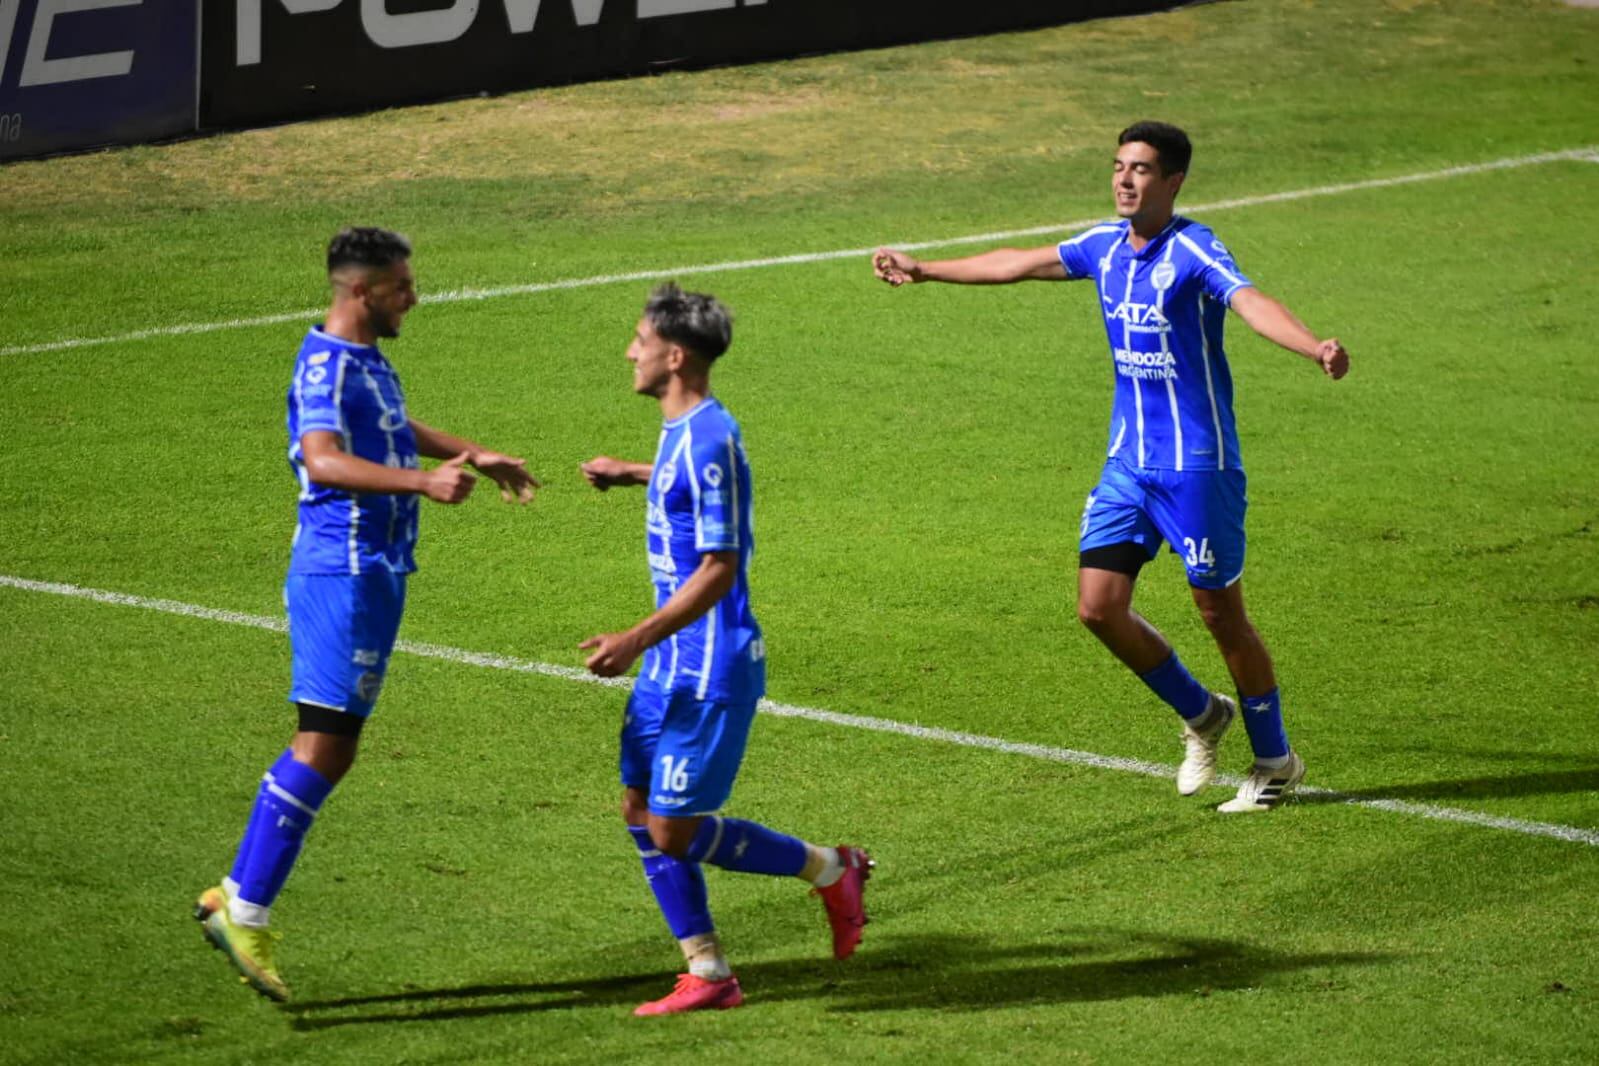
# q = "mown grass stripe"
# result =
<box><xmin>3</xmin><ymin>146</ymin><xmax>1593</xmax><ymax>359</ymax></box>
<box><xmin>4</xmin><ymin>572</ymin><xmax>1595</xmax><ymax>849</ymax></box>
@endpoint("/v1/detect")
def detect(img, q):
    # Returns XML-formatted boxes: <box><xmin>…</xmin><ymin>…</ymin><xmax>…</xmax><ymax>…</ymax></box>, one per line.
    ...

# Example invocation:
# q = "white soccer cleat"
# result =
<box><xmin>1177</xmin><ymin>693</ymin><xmax>1235</xmax><ymax>795</ymax></box>
<box><xmin>1218</xmin><ymin>751</ymin><xmax>1306</xmax><ymax>813</ymax></box>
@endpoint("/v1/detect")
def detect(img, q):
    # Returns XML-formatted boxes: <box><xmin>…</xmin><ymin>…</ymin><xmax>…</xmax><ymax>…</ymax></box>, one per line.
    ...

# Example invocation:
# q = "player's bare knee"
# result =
<box><xmin>648</xmin><ymin>816</ymin><xmax>699</xmax><ymax>858</ymax></box>
<box><xmin>620</xmin><ymin>789</ymin><xmax>650</xmax><ymax>827</ymax></box>
<box><xmin>1077</xmin><ymin>598</ymin><xmax>1118</xmax><ymax>633</ymax></box>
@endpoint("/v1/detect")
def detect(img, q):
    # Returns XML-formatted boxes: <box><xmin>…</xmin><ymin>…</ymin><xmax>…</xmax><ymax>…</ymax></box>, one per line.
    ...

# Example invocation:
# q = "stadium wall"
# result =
<box><xmin>1</xmin><ymin>0</ymin><xmax>1183</xmax><ymax>162</ymax></box>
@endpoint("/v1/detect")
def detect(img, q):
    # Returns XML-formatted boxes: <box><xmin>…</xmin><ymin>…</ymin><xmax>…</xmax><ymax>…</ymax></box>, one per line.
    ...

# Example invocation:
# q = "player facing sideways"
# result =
<box><xmin>872</xmin><ymin>122</ymin><xmax>1350</xmax><ymax>813</ymax></box>
<box><xmin>194</xmin><ymin>227</ymin><xmax>540</xmax><ymax>1002</ymax></box>
<box><xmin>579</xmin><ymin>283</ymin><xmax>871</xmax><ymax>1016</ymax></box>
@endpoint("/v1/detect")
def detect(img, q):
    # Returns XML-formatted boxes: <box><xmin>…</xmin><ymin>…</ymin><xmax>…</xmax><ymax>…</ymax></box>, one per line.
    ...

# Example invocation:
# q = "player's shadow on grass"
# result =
<box><xmin>282</xmin><ymin>930</ymin><xmax>1390</xmax><ymax>1027</ymax></box>
<box><xmin>758</xmin><ymin>930</ymin><xmax>1391</xmax><ymax>1013</ymax></box>
<box><xmin>1296</xmin><ymin>765</ymin><xmax>1599</xmax><ymax>805</ymax></box>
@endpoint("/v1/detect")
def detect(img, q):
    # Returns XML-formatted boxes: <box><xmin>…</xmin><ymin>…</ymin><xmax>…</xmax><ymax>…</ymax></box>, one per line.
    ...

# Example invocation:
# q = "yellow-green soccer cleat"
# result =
<box><xmin>195</xmin><ymin>886</ymin><xmax>289</xmax><ymax>1002</ymax></box>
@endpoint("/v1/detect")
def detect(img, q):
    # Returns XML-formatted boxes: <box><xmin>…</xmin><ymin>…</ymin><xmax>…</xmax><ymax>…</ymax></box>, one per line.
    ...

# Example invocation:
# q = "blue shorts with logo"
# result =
<box><xmin>284</xmin><ymin>570</ymin><xmax>407</xmax><ymax>718</ymax></box>
<box><xmin>1079</xmin><ymin>457</ymin><xmax>1248</xmax><ymax>589</ymax></box>
<box><xmin>620</xmin><ymin>680</ymin><xmax>758</xmax><ymax>817</ymax></box>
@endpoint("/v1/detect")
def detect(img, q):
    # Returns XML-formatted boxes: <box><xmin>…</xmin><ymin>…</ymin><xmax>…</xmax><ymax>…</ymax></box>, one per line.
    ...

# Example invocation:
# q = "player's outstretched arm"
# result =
<box><xmin>579</xmin><ymin>551</ymin><xmax>737</xmax><ymax>676</ymax></box>
<box><xmin>872</xmin><ymin>245</ymin><xmax>1067</xmax><ymax>287</ymax></box>
<box><xmin>580</xmin><ymin>456</ymin><xmax>653</xmax><ymax>492</ymax></box>
<box><xmin>300</xmin><ymin>430</ymin><xmax>476</xmax><ymax>504</ymax></box>
<box><xmin>409</xmin><ymin>418</ymin><xmax>539</xmax><ymax>503</ymax></box>
<box><xmin>1229</xmin><ymin>287</ymin><xmax>1350</xmax><ymax>380</ymax></box>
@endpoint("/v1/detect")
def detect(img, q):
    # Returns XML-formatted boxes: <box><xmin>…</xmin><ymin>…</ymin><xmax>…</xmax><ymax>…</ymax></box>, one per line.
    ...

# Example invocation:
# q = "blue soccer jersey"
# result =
<box><xmin>639</xmin><ymin>398</ymin><xmax>765</xmax><ymax>703</ymax></box>
<box><xmin>285</xmin><ymin>326</ymin><xmax>421</xmax><ymax>576</ymax></box>
<box><xmin>1058</xmin><ymin>217</ymin><xmax>1254</xmax><ymax>472</ymax></box>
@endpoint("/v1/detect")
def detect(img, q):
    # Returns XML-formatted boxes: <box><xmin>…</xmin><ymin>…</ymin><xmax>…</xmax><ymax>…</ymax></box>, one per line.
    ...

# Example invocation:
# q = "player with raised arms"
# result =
<box><xmin>195</xmin><ymin>226</ymin><xmax>540</xmax><ymax>1001</ymax></box>
<box><xmin>579</xmin><ymin>283</ymin><xmax>870</xmax><ymax>1016</ymax></box>
<box><xmin>872</xmin><ymin>122</ymin><xmax>1350</xmax><ymax>812</ymax></box>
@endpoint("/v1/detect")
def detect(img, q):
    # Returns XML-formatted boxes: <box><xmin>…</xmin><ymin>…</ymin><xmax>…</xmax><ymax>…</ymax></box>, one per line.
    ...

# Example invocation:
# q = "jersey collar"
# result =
<box><xmin>1119</xmin><ymin>216</ymin><xmax>1183</xmax><ymax>260</ymax></box>
<box><xmin>662</xmin><ymin>396</ymin><xmax>718</xmax><ymax>429</ymax></box>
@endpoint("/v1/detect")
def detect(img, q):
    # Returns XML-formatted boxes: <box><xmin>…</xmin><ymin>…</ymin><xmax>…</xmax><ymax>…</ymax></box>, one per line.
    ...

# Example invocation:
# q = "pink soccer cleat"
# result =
<box><xmin>632</xmin><ymin>973</ymin><xmax>745</xmax><ymax>1016</ymax></box>
<box><xmin>814</xmin><ymin>846</ymin><xmax>873</xmax><ymax>960</ymax></box>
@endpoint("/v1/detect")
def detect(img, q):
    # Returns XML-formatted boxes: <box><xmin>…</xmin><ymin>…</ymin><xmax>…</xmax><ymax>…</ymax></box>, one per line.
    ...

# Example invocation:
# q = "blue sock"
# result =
<box><xmin>1139</xmin><ymin>651</ymin><xmax>1212</xmax><ymax>721</ymax></box>
<box><xmin>231</xmin><ymin>751</ymin><xmax>334</xmax><ymax>907</ymax></box>
<box><xmin>629</xmin><ymin>826</ymin><xmax>714</xmax><ymax>939</ymax></box>
<box><xmin>683</xmin><ymin>816</ymin><xmax>807</xmax><ymax>877</ymax></box>
<box><xmin>1239</xmin><ymin>688</ymin><xmax>1290</xmax><ymax>761</ymax></box>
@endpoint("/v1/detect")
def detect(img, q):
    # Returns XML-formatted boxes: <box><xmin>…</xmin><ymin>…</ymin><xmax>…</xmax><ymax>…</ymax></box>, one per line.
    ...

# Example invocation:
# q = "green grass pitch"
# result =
<box><xmin>1</xmin><ymin>0</ymin><xmax>1597</xmax><ymax>1061</ymax></box>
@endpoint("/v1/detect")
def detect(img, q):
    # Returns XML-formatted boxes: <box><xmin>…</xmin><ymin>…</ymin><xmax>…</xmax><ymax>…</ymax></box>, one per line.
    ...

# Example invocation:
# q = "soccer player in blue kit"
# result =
<box><xmin>194</xmin><ymin>227</ymin><xmax>539</xmax><ymax>1001</ymax></box>
<box><xmin>579</xmin><ymin>283</ymin><xmax>871</xmax><ymax>1016</ymax></box>
<box><xmin>872</xmin><ymin>122</ymin><xmax>1350</xmax><ymax>813</ymax></box>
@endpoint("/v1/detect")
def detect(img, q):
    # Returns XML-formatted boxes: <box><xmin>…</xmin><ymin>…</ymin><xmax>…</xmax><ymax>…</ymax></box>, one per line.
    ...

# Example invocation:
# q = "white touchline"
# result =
<box><xmin>4</xmin><ymin>573</ymin><xmax>1597</xmax><ymax>849</ymax></box>
<box><xmin>3</xmin><ymin>146</ymin><xmax>1596</xmax><ymax>359</ymax></box>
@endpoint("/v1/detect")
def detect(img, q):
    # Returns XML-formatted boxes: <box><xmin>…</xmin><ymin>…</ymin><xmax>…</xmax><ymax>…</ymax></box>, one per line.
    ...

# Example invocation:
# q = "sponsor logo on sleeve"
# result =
<box><xmin>356</xmin><ymin>671</ymin><xmax>384</xmax><ymax>703</ymax></box>
<box><xmin>702</xmin><ymin>463</ymin><xmax>723</xmax><ymax>488</ymax></box>
<box><xmin>309</xmin><ymin>351</ymin><xmax>332</xmax><ymax>366</ymax></box>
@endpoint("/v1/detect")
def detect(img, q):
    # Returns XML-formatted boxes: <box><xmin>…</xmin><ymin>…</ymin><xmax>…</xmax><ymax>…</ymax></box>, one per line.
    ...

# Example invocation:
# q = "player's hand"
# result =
<box><xmin>579</xmin><ymin>631</ymin><xmax>645</xmax><ymax>677</ymax></box>
<box><xmin>1316</xmin><ymin>338</ymin><xmax>1350</xmax><ymax>380</ymax></box>
<box><xmin>872</xmin><ymin>247</ymin><xmax>922</xmax><ymax>287</ymax></box>
<box><xmin>423</xmin><ymin>452</ymin><xmax>477</xmax><ymax>503</ymax></box>
<box><xmin>580</xmin><ymin>456</ymin><xmax>636</xmax><ymax>491</ymax></box>
<box><xmin>470</xmin><ymin>450</ymin><xmax>540</xmax><ymax>504</ymax></box>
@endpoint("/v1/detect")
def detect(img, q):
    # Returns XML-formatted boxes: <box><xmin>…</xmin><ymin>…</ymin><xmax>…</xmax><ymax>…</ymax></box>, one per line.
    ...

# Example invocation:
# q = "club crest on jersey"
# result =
<box><xmin>702</xmin><ymin>463</ymin><xmax>724</xmax><ymax>488</ymax></box>
<box><xmin>1151</xmin><ymin>261</ymin><xmax>1177</xmax><ymax>290</ymax></box>
<box><xmin>655</xmin><ymin>462</ymin><xmax>677</xmax><ymax>490</ymax></box>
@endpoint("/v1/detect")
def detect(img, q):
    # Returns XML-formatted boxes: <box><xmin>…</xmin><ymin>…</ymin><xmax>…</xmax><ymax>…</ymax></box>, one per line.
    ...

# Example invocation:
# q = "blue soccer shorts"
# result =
<box><xmin>619</xmin><ymin>682</ymin><xmax>758</xmax><ymax>817</ymax></box>
<box><xmin>284</xmin><ymin>570</ymin><xmax>407</xmax><ymax>718</ymax></box>
<box><xmin>1078</xmin><ymin>457</ymin><xmax>1248</xmax><ymax>588</ymax></box>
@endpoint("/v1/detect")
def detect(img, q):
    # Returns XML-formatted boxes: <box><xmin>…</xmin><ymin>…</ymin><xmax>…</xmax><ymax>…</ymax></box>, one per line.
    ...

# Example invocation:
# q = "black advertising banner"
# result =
<box><xmin>201</xmin><ymin>0</ymin><xmax>1182</xmax><ymax>127</ymax></box>
<box><xmin>0</xmin><ymin>0</ymin><xmax>197</xmax><ymax>161</ymax></box>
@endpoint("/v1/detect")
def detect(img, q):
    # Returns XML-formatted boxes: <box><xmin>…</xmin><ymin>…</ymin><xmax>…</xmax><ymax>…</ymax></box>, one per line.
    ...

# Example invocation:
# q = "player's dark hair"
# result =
<box><xmin>644</xmin><ymin>282</ymin><xmax>733</xmax><ymax>361</ymax></box>
<box><xmin>327</xmin><ymin>226</ymin><xmax>413</xmax><ymax>275</ymax></box>
<box><xmin>1118</xmin><ymin>121</ymin><xmax>1192</xmax><ymax>177</ymax></box>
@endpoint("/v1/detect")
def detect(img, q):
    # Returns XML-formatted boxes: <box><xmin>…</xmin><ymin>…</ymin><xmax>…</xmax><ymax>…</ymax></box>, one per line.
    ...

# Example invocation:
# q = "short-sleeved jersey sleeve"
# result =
<box><xmin>1177</xmin><ymin>228</ymin><xmax>1254</xmax><ymax>304</ymax></box>
<box><xmin>291</xmin><ymin>348</ymin><xmax>348</xmax><ymax>438</ymax></box>
<box><xmin>688</xmin><ymin>429</ymin><xmax>745</xmax><ymax>553</ymax></box>
<box><xmin>1057</xmin><ymin>225</ymin><xmax>1114</xmax><ymax>280</ymax></box>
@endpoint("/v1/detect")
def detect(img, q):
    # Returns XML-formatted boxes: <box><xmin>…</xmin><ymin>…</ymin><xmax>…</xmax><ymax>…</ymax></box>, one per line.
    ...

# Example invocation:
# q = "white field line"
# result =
<box><xmin>3</xmin><ymin>146</ymin><xmax>1595</xmax><ymax>360</ymax></box>
<box><xmin>5</xmin><ymin>572</ymin><xmax>1597</xmax><ymax>849</ymax></box>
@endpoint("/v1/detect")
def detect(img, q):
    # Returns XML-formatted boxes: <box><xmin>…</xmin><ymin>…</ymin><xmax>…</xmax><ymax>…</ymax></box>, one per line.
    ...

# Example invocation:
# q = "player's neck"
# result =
<box><xmin>659</xmin><ymin>376</ymin><xmax>711</xmax><ymax>421</ymax></box>
<box><xmin>322</xmin><ymin>305</ymin><xmax>376</xmax><ymax>348</ymax></box>
<box><xmin>1126</xmin><ymin>207</ymin><xmax>1175</xmax><ymax>250</ymax></box>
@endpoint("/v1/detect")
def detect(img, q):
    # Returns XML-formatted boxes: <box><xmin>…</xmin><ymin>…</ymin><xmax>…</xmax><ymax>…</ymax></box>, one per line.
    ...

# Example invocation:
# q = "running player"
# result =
<box><xmin>579</xmin><ymin>283</ymin><xmax>870</xmax><ymax>1016</ymax></box>
<box><xmin>871</xmin><ymin>122</ymin><xmax>1350</xmax><ymax>813</ymax></box>
<box><xmin>195</xmin><ymin>226</ymin><xmax>539</xmax><ymax>1001</ymax></box>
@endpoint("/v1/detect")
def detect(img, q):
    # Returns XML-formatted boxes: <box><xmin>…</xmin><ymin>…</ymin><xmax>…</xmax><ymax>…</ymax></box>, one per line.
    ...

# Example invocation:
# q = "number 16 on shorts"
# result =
<box><xmin>660</xmin><ymin>754</ymin><xmax>691</xmax><ymax>793</ymax></box>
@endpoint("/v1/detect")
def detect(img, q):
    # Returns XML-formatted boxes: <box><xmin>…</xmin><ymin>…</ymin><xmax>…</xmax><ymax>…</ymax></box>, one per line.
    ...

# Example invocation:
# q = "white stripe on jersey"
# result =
<box><xmin>1060</xmin><ymin>223</ymin><xmax>1123</xmax><ymax>259</ymax></box>
<box><xmin>697</xmin><ymin>601</ymin><xmax>716</xmax><ymax>700</ymax></box>
<box><xmin>1108</xmin><ymin>417</ymin><xmax>1127</xmax><ymax>458</ymax></box>
<box><xmin>331</xmin><ymin>356</ymin><xmax>360</xmax><ymax>574</ymax></box>
<box><xmin>363</xmin><ymin>367</ymin><xmax>400</xmax><ymax>546</ymax></box>
<box><xmin>291</xmin><ymin>364</ymin><xmax>315</xmax><ymax>501</ymax></box>
<box><xmin>725</xmin><ymin>433</ymin><xmax>741</xmax><ymax>548</ymax></box>
<box><xmin>1121</xmin><ymin>259</ymin><xmax>1144</xmax><ymax>468</ymax></box>
<box><xmin>347</xmin><ymin>500</ymin><xmax>360</xmax><ymax>575</ymax></box>
<box><xmin>1174</xmin><ymin>231</ymin><xmax>1247</xmax><ymax>292</ymax></box>
<box><xmin>683</xmin><ymin>423</ymin><xmax>702</xmax><ymax>546</ymax></box>
<box><xmin>1156</xmin><ymin>240</ymin><xmax>1183</xmax><ymax>471</ymax></box>
<box><xmin>332</xmin><ymin>351</ymin><xmax>350</xmax><ymax>444</ymax></box>
<box><xmin>1198</xmin><ymin>291</ymin><xmax>1225</xmax><ymax>470</ymax></box>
